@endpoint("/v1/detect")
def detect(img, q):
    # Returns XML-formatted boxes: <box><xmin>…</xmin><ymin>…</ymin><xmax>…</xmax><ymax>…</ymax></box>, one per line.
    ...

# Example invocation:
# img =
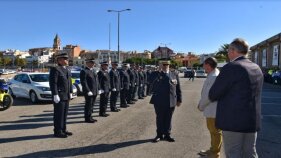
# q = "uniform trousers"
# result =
<box><xmin>100</xmin><ymin>92</ymin><xmax>109</xmax><ymax>115</ymax></box>
<box><xmin>153</xmin><ymin>104</ymin><xmax>175</xmax><ymax>136</ymax></box>
<box><xmin>84</xmin><ymin>95</ymin><xmax>97</xmax><ymax>121</ymax></box>
<box><xmin>53</xmin><ymin>100</ymin><xmax>69</xmax><ymax>133</ymax></box>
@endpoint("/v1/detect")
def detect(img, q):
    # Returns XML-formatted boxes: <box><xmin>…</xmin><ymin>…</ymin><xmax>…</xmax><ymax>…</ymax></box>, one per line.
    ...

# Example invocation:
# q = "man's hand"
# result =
<box><xmin>87</xmin><ymin>91</ymin><xmax>93</xmax><ymax>96</ymax></box>
<box><xmin>112</xmin><ymin>88</ymin><xmax>117</xmax><ymax>92</ymax></box>
<box><xmin>54</xmin><ymin>95</ymin><xmax>60</xmax><ymax>103</ymax></box>
<box><xmin>98</xmin><ymin>90</ymin><xmax>104</xmax><ymax>95</ymax></box>
<box><xmin>176</xmin><ymin>102</ymin><xmax>181</xmax><ymax>107</ymax></box>
<box><xmin>197</xmin><ymin>104</ymin><xmax>203</xmax><ymax>111</ymax></box>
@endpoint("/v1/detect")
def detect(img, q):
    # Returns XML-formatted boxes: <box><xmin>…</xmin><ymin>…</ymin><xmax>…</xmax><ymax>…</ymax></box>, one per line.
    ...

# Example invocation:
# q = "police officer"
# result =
<box><xmin>133</xmin><ymin>65</ymin><xmax>139</xmax><ymax>101</ymax></box>
<box><xmin>97</xmin><ymin>61</ymin><xmax>111</xmax><ymax>117</ymax></box>
<box><xmin>109</xmin><ymin>62</ymin><xmax>121</xmax><ymax>112</ymax></box>
<box><xmin>138</xmin><ymin>66</ymin><xmax>145</xmax><ymax>99</ymax></box>
<box><xmin>49</xmin><ymin>52</ymin><xmax>73</xmax><ymax>138</ymax></box>
<box><xmin>146</xmin><ymin>67</ymin><xmax>153</xmax><ymax>96</ymax></box>
<box><xmin>80</xmin><ymin>58</ymin><xmax>99</xmax><ymax>123</ymax></box>
<box><xmin>119</xmin><ymin>63</ymin><xmax>130</xmax><ymax>108</ymax></box>
<box><xmin>150</xmin><ymin>60</ymin><xmax>182</xmax><ymax>143</ymax></box>
<box><xmin>127</xmin><ymin>63</ymin><xmax>136</xmax><ymax>104</ymax></box>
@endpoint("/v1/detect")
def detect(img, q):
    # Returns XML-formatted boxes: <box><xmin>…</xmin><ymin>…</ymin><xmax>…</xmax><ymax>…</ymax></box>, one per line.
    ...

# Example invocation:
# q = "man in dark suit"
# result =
<box><xmin>49</xmin><ymin>52</ymin><xmax>73</xmax><ymax>138</ymax></box>
<box><xmin>209</xmin><ymin>38</ymin><xmax>263</xmax><ymax>158</ymax></box>
<box><xmin>119</xmin><ymin>63</ymin><xmax>130</xmax><ymax>108</ymax></box>
<box><xmin>138</xmin><ymin>66</ymin><xmax>145</xmax><ymax>99</ymax></box>
<box><xmin>109</xmin><ymin>62</ymin><xmax>121</xmax><ymax>112</ymax></box>
<box><xmin>80</xmin><ymin>58</ymin><xmax>99</xmax><ymax>123</ymax></box>
<box><xmin>150</xmin><ymin>60</ymin><xmax>182</xmax><ymax>143</ymax></box>
<box><xmin>146</xmin><ymin>67</ymin><xmax>153</xmax><ymax>96</ymax></box>
<box><xmin>133</xmin><ymin>65</ymin><xmax>139</xmax><ymax>102</ymax></box>
<box><xmin>97</xmin><ymin>61</ymin><xmax>111</xmax><ymax>117</ymax></box>
<box><xmin>127</xmin><ymin>63</ymin><xmax>136</xmax><ymax>104</ymax></box>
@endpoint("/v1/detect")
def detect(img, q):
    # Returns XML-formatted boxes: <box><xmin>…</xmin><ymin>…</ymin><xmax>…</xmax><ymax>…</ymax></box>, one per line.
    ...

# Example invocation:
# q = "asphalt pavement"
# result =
<box><xmin>0</xmin><ymin>75</ymin><xmax>281</xmax><ymax>158</ymax></box>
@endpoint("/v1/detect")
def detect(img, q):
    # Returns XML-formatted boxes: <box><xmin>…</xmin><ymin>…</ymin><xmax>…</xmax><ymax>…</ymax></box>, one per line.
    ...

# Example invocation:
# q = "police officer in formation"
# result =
<box><xmin>138</xmin><ymin>66</ymin><xmax>145</xmax><ymax>99</ymax></box>
<box><xmin>146</xmin><ymin>67</ymin><xmax>153</xmax><ymax>96</ymax></box>
<box><xmin>150</xmin><ymin>60</ymin><xmax>182</xmax><ymax>143</ymax></box>
<box><xmin>97</xmin><ymin>61</ymin><xmax>111</xmax><ymax>117</ymax></box>
<box><xmin>127</xmin><ymin>63</ymin><xmax>136</xmax><ymax>104</ymax></box>
<box><xmin>49</xmin><ymin>52</ymin><xmax>73</xmax><ymax>138</ymax></box>
<box><xmin>119</xmin><ymin>63</ymin><xmax>130</xmax><ymax>108</ymax></box>
<box><xmin>109</xmin><ymin>62</ymin><xmax>121</xmax><ymax>112</ymax></box>
<box><xmin>80</xmin><ymin>58</ymin><xmax>99</xmax><ymax>123</ymax></box>
<box><xmin>133</xmin><ymin>64</ymin><xmax>139</xmax><ymax>101</ymax></box>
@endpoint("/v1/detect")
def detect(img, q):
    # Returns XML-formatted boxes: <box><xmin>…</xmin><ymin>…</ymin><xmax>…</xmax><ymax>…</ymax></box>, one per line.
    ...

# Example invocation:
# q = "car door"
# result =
<box><xmin>21</xmin><ymin>74</ymin><xmax>32</xmax><ymax>98</ymax></box>
<box><xmin>10</xmin><ymin>74</ymin><xmax>23</xmax><ymax>97</ymax></box>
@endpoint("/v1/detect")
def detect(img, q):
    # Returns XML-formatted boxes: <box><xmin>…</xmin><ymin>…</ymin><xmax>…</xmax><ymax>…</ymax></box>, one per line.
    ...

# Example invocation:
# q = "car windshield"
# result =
<box><xmin>71</xmin><ymin>73</ymin><xmax>80</xmax><ymax>79</ymax></box>
<box><xmin>29</xmin><ymin>74</ymin><xmax>49</xmax><ymax>82</ymax></box>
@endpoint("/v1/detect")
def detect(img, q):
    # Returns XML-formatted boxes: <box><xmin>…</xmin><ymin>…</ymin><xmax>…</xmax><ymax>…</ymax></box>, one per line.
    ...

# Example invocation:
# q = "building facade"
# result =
<box><xmin>250</xmin><ymin>33</ymin><xmax>281</xmax><ymax>69</ymax></box>
<box><xmin>152</xmin><ymin>46</ymin><xmax>175</xmax><ymax>59</ymax></box>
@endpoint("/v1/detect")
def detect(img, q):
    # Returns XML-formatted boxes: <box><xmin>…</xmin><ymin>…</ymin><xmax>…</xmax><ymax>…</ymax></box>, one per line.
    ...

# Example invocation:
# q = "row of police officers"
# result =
<box><xmin>49</xmin><ymin>53</ymin><xmax>182</xmax><ymax>142</ymax></box>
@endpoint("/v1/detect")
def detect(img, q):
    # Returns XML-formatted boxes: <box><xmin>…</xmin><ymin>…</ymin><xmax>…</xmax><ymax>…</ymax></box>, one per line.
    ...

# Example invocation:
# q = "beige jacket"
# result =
<box><xmin>198</xmin><ymin>68</ymin><xmax>219</xmax><ymax>118</ymax></box>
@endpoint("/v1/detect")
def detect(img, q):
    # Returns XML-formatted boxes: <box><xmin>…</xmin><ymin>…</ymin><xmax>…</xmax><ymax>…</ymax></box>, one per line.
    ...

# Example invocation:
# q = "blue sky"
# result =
<box><xmin>0</xmin><ymin>0</ymin><xmax>280</xmax><ymax>54</ymax></box>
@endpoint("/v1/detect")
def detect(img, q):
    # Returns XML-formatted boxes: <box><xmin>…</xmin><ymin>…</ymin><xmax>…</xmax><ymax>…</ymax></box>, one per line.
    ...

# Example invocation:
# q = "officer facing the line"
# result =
<box><xmin>80</xmin><ymin>58</ymin><xmax>99</xmax><ymax>123</ymax></box>
<box><xmin>150</xmin><ymin>60</ymin><xmax>182</xmax><ymax>143</ymax></box>
<box><xmin>109</xmin><ymin>61</ymin><xmax>121</xmax><ymax>112</ymax></box>
<box><xmin>49</xmin><ymin>52</ymin><xmax>73</xmax><ymax>138</ymax></box>
<box><xmin>97</xmin><ymin>61</ymin><xmax>111</xmax><ymax>117</ymax></box>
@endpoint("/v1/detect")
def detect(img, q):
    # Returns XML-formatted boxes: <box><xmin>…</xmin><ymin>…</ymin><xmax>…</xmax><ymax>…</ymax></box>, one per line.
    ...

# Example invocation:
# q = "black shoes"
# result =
<box><xmin>111</xmin><ymin>108</ymin><xmax>120</xmax><ymax>112</ymax></box>
<box><xmin>132</xmin><ymin>99</ymin><xmax>138</xmax><ymax>101</ymax></box>
<box><xmin>127</xmin><ymin>101</ymin><xmax>135</xmax><ymax>104</ymax></box>
<box><xmin>99</xmin><ymin>113</ymin><xmax>110</xmax><ymax>117</ymax></box>
<box><xmin>63</xmin><ymin>131</ymin><xmax>73</xmax><ymax>136</ymax></box>
<box><xmin>152</xmin><ymin>135</ymin><xmax>175</xmax><ymax>143</ymax></box>
<box><xmin>164</xmin><ymin>135</ymin><xmax>175</xmax><ymax>142</ymax></box>
<box><xmin>54</xmin><ymin>131</ymin><xmax>68</xmax><ymax>138</ymax></box>
<box><xmin>152</xmin><ymin>136</ymin><xmax>163</xmax><ymax>143</ymax></box>
<box><xmin>138</xmin><ymin>97</ymin><xmax>144</xmax><ymax>99</ymax></box>
<box><xmin>120</xmin><ymin>104</ymin><xmax>129</xmax><ymax>108</ymax></box>
<box><xmin>85</xmin><ymin>118</ymin><xmax>97</xmax><ymax>123</ymax></box>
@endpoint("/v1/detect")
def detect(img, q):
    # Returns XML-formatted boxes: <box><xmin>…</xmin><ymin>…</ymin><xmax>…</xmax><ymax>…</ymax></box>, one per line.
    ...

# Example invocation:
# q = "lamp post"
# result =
<box><xmin>107</xmin><ymin>8</ymin><xmax>131</xmax><ymax>63</ymax></box>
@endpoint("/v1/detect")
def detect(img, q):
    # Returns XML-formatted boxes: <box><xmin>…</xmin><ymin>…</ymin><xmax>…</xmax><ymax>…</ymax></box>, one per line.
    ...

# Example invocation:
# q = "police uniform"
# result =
<box><xmin>109</xmin><ymin>62</ymin><xmax>121</xmax><ymax>112</ymax></box>
<box><xmin>138</xmin><ymin>67</ymin><xmax>145</xmax><ymax>99</ymax></box>
<box><xmin>133</xmin><ymin>68</ymin><xmax>139</xmax><ymax>101</ymax></box>
<box><xmin>49</xmin><ymin>53</ymin><xmax>73</xmax><ymax>138</ymax></box>
<box><xmin>97</xmin><ymin>61</ymin><xmax>111</xmax><ymax>117</ymax></box>
<box><xmin>80</xmin><ymin>58</ymin><xmax>99</xmax><ymax>123</ymax></box>
<box><xmin>146</xmin><ymin>69</ymin><xmax>153</xmax><ymax>96</ymax></box>
<box><xmin>127</xmin><ymin>65</ymin><xmax>136</xmax><ymax>104</ymax></box>
<box><xmin>119</xmin><ymin>63</ymin><xmax>130</xmax><ymax>108</ymax></box>
<box><xmin>150</xmin><ymin>60</ymin><xmax>182</xmax><ymax>142</ymax></box>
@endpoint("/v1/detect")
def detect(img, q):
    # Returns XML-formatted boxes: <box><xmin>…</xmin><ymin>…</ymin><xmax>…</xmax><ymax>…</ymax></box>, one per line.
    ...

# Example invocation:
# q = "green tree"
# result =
<box><xmin>15</xmin><ymin>57</ymin><xmax>27</xmax><ymax>68</ymax></box>
<box><xmin>215</xmin><ymin>44</ymin><xmax>229</xmax><ymax>62</ymax></box>
<box><xmin>2</xmin><ymin>57</ymin><xmax>12</xmax><ymax>68</ymax></box>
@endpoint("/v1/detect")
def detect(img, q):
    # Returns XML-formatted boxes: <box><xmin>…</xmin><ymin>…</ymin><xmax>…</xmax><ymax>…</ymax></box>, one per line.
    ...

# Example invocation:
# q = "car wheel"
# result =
<box><xmin>30</xmin><ymin>91</ymin><xmax>38</xmax><ymax>104</ymax></box>
<box><xmin>9</xmin><ymin>88</ymin><xmax>16</xmax><ymax>98</ymax></box>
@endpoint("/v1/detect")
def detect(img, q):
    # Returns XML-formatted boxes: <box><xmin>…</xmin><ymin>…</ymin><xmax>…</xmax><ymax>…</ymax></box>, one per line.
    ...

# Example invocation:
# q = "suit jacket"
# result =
<box><xmin>109</xmin><ymin>69</ymin><xmax>121</xmax><ymax>91</ymax></box>
<box><xmin>80</xmin><ymin>67</ymin><xmax>99</xmax><ymax>96</ymax></box>
<box><xmin>127</xmin><ymin>69</ymin><xmax>135</xmax><ymax>87</ymax></box>
<box><xmin>209</xmin><ymin>56</ymin><xmax>264</xmax><ymax>132</ymax></box>
<box><xmin>120</xmin><ymin>69</ymin><xmax>130</xmax><ymax>90</ymax></box>
<box><xmin>49</xmin><ymin>66</ymin><xmax>73</xmax><ymax>101</ymax></box>
<box><xmin>150</xmin><ymin>71</ymin><xmax>182</xmax><ymax>107</ymax></box>
<box><xmin>97</xmin><ymin>70</ymin><xmax>111</xmax><ymax>93</ymax></box>
<box><xmin>138</xmin><ymin>71</ymin><xmax>144</xmax><ymax>85</ymax></box>
<box><xmin>198</xmin><ymin>68</ymin><xmax>219</xmax><ymax>118</ymax></box>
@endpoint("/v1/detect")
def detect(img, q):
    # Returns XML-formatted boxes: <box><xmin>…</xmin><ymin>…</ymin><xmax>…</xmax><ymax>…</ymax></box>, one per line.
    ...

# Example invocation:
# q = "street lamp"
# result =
<box><xmin>107</xmin><ymin>8</ymin><xmax>131</xmax><ymax>63</ymax></box>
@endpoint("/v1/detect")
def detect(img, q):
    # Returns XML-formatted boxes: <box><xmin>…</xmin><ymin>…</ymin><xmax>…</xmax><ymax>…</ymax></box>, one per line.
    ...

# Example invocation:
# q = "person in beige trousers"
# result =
<box><xmin>198</xmin><ymin>57</ymin><xmax>222</xmax><ymax>158</ymax></box>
